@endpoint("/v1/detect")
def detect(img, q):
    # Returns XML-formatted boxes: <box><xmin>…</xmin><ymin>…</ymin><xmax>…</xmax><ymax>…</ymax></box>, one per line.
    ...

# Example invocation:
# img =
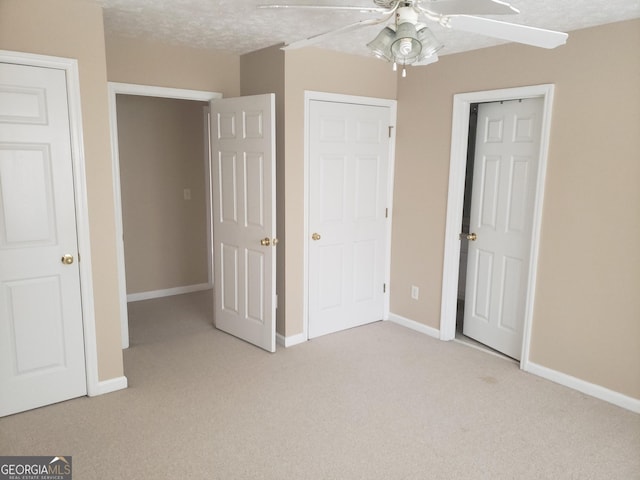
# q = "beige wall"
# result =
<box><xmin>391</xmin><ymin>19</ymin><xmax>640</xmax><ymax>399</ymax></box>
<box><xmin>240</xmin><ymin>45</ymin><xmax>286</xmax><ymax>334</ymax></box>
<box><xmin>0</xmin><ymin>0</ymin><xmax>124</xmax><ymax>381</ymax></box>
<box><xmin>105</xmin><ymin>35</ymin><xmax>240</xmax><ymax>96</ymax></box>
<box><xmin>283</xmin><ymin>48</ymin><xmax>398</xmax><ymax>336</ymax></box>
<box><xmin>116</xmin><ymin>95</ymin><xmax>209</xmax><ymax>294</ymax></box>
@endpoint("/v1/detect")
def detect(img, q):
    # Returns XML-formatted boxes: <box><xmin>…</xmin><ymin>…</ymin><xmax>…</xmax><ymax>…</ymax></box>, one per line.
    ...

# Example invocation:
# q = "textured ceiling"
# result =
<box><xmin>96</xmin><ymin>0</ymin><xmax>640</xmax><ymax>57</ymax></box>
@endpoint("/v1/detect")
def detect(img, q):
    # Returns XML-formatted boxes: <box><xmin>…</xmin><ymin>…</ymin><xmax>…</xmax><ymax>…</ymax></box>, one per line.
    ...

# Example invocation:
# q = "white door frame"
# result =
<box><xmin>303</xmin><ymin>91</ymin><xmax>397</xmax><ymax>341</ymax></box>
<box><xmin>439</xmin><ymin>84</ymin><xmax>555</xmax><ymax>369</ymax></box>
<box><xmin>0</xmin><ymin>50</ymin><xmax>102</xmax><ymax>395</ymax></box>
<box><xmin>107</xmin><ymin>83</ymin><xmax>222</xmax><ymax>348</ymax></box>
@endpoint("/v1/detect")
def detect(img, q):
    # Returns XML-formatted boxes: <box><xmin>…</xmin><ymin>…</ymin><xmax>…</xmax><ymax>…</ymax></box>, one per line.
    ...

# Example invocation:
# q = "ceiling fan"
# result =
<box><xmin>259</xmin><ymin>0</ymin><xmax>568</xmax><ymax>75</ymax></box>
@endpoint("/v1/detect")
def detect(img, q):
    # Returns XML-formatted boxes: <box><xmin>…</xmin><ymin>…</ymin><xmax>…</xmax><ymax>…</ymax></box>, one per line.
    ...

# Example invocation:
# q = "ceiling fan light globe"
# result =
<box><xmin>391</xmin><ymin>22</ymin><xmax>422</xmax><ymax>64</ymax></box>
<box><xmin>416</xmin><ymin>26</ymin><xmax>444</xmax><ymax>58</ymax></box>
<box><xmin>366</xmin><ymin>26</ymin><xmax>395</xmax><ymax>61</ymax></box>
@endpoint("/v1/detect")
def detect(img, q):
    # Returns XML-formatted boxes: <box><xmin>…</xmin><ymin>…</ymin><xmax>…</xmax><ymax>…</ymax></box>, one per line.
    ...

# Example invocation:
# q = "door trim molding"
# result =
<box><xmin>303</xmin><ymin>91</ymin><xmax>397</xmax><ymax>341</ymax></box>
<box><xmin>0</xmin><ymin>50</ymin><xmax>101</xmax><ymax>396</ymax></box>
<box><xmin>107</xmin><ymin>83</ymin><xmax>222</xmax><ymax>348</ymax></box>
<box><xmin>439</xmin><ymin>84</ymin><xmax>555</xmax><ymax>369</ymax></box>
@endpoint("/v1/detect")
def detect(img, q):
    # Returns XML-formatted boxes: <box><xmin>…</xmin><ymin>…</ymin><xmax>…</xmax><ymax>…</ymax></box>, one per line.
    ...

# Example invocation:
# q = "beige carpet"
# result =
<box><xmin>1</xmin><ymin>290</ymin><xmax>639</xmax><ymax>479</ymax></box>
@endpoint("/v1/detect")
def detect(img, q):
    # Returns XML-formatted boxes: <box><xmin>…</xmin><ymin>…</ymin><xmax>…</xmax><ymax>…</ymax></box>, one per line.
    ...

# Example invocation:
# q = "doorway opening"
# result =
<box><xmin>454</xmin><ymin>102</ymin><xmax>514</xmax><ymax>361</ymax></box>
<box><xmin>107</xmin><ymin>83</ymin><xmax>221</xmax><ymax>349</ymax></box>
<box><xmin>109</xmin><ymin>86</ymin><xmax>277</xmax><ymax>354</ymax></box>
<box><xmin>439</xmin><ymin>85</ymin><xmax>556</xmax><ymax>370</ymax></box>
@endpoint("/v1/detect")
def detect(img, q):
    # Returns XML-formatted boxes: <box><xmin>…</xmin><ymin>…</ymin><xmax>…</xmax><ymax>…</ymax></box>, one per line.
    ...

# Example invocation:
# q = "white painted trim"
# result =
<box><xmin>127</xmin><ymin>283</ymin><xmax>212</xmax><ymax>303</ymax></box>
<box><xmin>439</xmin><ymin>84</ymin><xmax>555</xmax><ymax>372</ymax></box>
<box><xmin>525</xmin><ymin>362</ymin><xmax>640</xmax><ymax>414</ymax></box>
<box><xmin>203</xmin><ymin>106</ymin><xmax>214</xmax><ymax>287</ymax></box>
<box><xmin>387</xmin><ymin>313</ymin><xmax>441</xmax><ymax>339</ymax></box>
<box><xmin>0</xmin><ymin>50</ymin><xmax>105</xmax><ymax>397</ymax></box>
<box><xmin>107</xmin><ymin>82</ymin><xmax>222</xmax><ymax>349</ymax></box>
<box><xmin>520</xmin><ymin>89</ymin><xmax>555</xmax><ymax>369</ymax></box>
<box><xmin>276</xmin><ymin>332</ymin><xmax>308</xmax><ymax>348</ymax></box>
<box><xmin>384</xmin><ymin>103</ymin><xmax>398</xmax><ymax>321</ymax></box>
<box><xmin>108</xmin><ymin>82</ymin><xmax>223</xmax><ymax>101</ymax></box>
<box><xmin>303</xmin><ymin>91</ymin><xmax>398</xmax><ymax>340</ymax></box>
<box><xmin>91</xmin><ymin>376</ymin><xmax>128</xmax><ymax>397</ymax></box>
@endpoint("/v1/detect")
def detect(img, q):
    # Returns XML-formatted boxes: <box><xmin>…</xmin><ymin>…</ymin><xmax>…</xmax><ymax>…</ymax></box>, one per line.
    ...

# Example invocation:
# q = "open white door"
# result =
<box><xmin>210</xmin><ymin>94</ymin><xmax>276</xmax><ymax>352</ymax></box>
<box><xmin>0</xmin><ymin>62</ymin><xmax>87</xmax><ymax>415</ymax></box>
<box><xmin>463</xmin><ymin>98</ymin><xmax>543</xmax><ymax>359</ymax></box>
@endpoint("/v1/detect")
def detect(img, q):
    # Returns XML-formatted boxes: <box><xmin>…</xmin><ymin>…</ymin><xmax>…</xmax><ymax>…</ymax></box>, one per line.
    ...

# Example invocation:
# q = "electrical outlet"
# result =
<box><xmin>183</xmin><ymin>188</ymin><xmax>191</xmax><ymax>200</ymax></box>
<box><xmin>411</xmin><ymin>285</ymin><xmax>419</xmax><ymax>300</ymax></box>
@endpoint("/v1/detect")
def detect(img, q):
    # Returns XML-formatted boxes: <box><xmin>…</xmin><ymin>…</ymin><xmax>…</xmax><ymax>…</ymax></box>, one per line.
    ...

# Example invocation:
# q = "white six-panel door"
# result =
<box><xmin>0</xmin><ymin>62</ymin><xmax>87</xmax><ymax>416</ymax></box>
<box><xmin>463</xmin><ymin>98</ymin><xmax>543</xmax><ymax>359</ymax></box>
<box><xmin>210</xmin><ymin>94</ymin><xmax>276</xmax><ymax>352</ymax></box>
<box><xmin>308</xmin><ymin>100</ymin><xmax>391</xmax><ymax>339</ymax></box>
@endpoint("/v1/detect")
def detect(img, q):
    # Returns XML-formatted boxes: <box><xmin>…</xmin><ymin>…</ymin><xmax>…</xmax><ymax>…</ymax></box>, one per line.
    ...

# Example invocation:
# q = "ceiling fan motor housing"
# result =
<box><xmin>396</xmin><ymin>5</ymin><xmax>419</xmax><ymax>26</ymax></box>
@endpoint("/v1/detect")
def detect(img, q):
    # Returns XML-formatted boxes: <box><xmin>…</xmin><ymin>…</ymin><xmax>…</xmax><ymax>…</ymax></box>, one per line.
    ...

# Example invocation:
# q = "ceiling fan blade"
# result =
<box><xmin>447</xmin><ymin>15</ymin><xmax>568</xmax><ymax>49</ymax></box>
<box><xmin>282</xmin><ymin>11</ymin><xmax>397</xmax><ymax>50</ymax></box>
<box><xmin>259</xmin><ymin>4</ymin><xmax>389</xmax><ymax>13</ymax></box>
<box><xmin>421</xmin><ymin>0</ymin><xmax>519</xmax><ymax>16</ymax></box>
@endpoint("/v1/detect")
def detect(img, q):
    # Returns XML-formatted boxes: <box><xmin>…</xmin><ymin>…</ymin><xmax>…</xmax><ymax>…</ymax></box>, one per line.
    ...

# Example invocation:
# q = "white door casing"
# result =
<box><xmin>463</xmin><ymin>98</ymin><xmax>543</xmax><ymax>359</ymax></box>
<box><xmin>440</xmin><ymin>84</ymin><xmax>555</xmax><ymax>368</ymax></box>
<box><xmin>0</xmin><ymin>61</ymin><xmax>89</xmax><ymax>416</ymax></box>
<box><xmin>307</xmin><ymin>95</ymin><xmax>395</xmax><ymax>339</ymax></box>
<box><xmin>210</xmin><ymin>94</ymin><xmax>276</xmax><ymax>352</ymax></box>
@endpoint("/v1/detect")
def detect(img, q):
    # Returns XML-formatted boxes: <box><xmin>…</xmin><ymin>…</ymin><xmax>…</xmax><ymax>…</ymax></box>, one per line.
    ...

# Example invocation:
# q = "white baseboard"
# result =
<box><xmin>127</xmin><ymin>283</ymin><xmax>212</xmax><ymax>302</ymax></box>
<box><xmin>276</xmin><ymin>332</ymin><xmax>307</xmax><ymax>348</ymax></box>
<box><xmin>90</xmin><ymin>376</ymin><xmax>128</xmax><ymax>397</ymax></box>
<box><xmin>525</xmin><ymin>361</ymin><xmax>640</xmax><ymax>414</ymax></box>
<box><xmin>387</xmin><ymin>313</ymin><xmax>441</xmax><ymax>339</ymax></box>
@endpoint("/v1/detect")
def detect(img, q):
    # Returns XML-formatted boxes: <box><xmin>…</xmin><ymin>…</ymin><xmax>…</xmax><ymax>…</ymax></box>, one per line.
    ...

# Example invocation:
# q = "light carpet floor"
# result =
<box><xmin>1</xmin><ymin>290</ymin><xmax>639</xmax><ymax>479</ymax></box>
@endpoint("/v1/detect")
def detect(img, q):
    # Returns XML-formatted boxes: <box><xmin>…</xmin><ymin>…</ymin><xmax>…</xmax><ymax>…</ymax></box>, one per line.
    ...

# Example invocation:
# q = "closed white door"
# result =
<box><xmin>210</xmin><ymin>94</ymin><xmax>276</xmax><ymax>352</ymax></box>
<box><xmin>463</xmin><ymin>98</ymin><xmax>543</xmax><ymax>359</ymax></box>
<box><xmin>0</xmin><ymin>62</ymin><xmax>87</xmax><ymax>416</ymax></box>
<box><xmin>308</xmin><ymin>100</ymin><xmax>391</xmax><ymax>339</ymax></box>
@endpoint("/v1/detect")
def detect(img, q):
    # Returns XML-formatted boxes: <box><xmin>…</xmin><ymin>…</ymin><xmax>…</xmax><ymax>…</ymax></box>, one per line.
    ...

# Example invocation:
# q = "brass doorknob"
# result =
<box><xmin>260</xmin><ymin>237</ymin><xmax>271</xmax><ymax>246</ymax></box>
<box><xmin>272</xmin><ymin>238</ymin><xmax>279</xmax><ymax>246</ymax></box>
<box><xmin>311</xmin><ymin>233</ymin><xmax>321</xmax><ymax>241</ymax></box>
<box><xmin>61</xmin><ymin>254</ymin><xmax>74</xmax><ymax>265</ymax></box>
<box><xmin>466</xmin><ymin>233</ymin><xmax>477</xmax><ymax>241</ymax></box>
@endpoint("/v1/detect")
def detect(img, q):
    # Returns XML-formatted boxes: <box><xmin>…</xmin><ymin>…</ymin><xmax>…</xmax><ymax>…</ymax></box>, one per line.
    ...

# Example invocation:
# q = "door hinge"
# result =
<box><xmin>388</xmin><ymin>126</ymin><xmax>394</xmax><ymax>138</ymax></box>
<box><xmin>383</xmin><ymin>283</ymin><xmax>386</xmax><ymax>293</ymax></box>
<box><xmin>385</xmin><ymin>207</ymin><xmax>388</xmax><ymax>218</ymax></box>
